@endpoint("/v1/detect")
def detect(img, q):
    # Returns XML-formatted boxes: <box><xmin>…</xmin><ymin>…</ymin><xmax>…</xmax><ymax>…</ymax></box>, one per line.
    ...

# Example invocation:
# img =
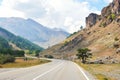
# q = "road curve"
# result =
<box><xmin>0</xmin><ymin>59</ymin><xmax>90</xmax><ymax>80</ymax></box>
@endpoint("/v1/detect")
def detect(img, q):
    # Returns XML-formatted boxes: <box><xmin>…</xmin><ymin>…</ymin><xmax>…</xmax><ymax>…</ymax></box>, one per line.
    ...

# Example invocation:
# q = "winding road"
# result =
<box><xmin>0</xmin><ymin>59</ymin><xmax>91</xmax><ymax>80</ymax></box>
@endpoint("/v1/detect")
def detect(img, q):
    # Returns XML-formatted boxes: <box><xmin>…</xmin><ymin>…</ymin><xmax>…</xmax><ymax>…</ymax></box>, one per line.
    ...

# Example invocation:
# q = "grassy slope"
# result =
<box><xmin>42</xmin><ymin>21</ymin><xmax>120</xmax><ymax>59</ymax></box>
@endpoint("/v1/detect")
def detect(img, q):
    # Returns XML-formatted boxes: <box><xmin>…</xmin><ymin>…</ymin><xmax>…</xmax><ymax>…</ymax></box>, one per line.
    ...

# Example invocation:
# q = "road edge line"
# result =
<box><xmin>73</xmin><ymin>62</ymin><xmax>90</xmax><ymax>80</ymax></box>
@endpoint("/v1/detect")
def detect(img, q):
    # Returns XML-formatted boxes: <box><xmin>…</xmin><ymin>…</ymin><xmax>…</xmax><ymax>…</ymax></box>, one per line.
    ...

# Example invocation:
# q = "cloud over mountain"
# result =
<box><xmin>0</xmin><ymin>0</ymin><xmax>111</xmax><ymax>33</ymax></box>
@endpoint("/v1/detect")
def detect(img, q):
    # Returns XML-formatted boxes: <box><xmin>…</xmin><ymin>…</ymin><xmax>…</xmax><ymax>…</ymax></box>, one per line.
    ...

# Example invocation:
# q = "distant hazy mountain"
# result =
<box><xmin>0</xmin><ymin>17</ymin><xmax>70</xmax><ymax>48</ymax></box>
<box><xmin>0</xmin><ymin>27</ymin><xmax>43</xmax><ymax>51</ymax></box>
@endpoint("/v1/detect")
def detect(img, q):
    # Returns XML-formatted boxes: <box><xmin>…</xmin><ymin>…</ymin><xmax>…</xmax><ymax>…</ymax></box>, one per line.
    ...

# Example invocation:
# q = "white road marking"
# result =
<box><xmin>32</xmin><ymin>62</ymin><xmax>64</xmax><ymax>80</ymax></box>
<box><xmin>74</xmin><ymin>62</ymin><xmax>90</xmax><ymax>80</ymax></box>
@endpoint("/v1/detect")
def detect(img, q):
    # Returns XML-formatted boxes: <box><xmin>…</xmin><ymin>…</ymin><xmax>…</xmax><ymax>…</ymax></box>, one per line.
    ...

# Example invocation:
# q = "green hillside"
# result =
<box><xmin>0</xmin><ymin>36</ymin><xmax>24</xmax><ymax>64</ymax></box>
<box><xmin>0</xmin><ymin>36</ymin><xmax>10</xmax><ymax>49</ymax></box>
<box><xmin>0</xmin><ymin>27</ymin><xmax>44</xmax><ymax>51</ymax></box>
<box><xmin>0</xmin><ymin>27</ymin><xmax>44</xmax><ymax>64</ymax></box>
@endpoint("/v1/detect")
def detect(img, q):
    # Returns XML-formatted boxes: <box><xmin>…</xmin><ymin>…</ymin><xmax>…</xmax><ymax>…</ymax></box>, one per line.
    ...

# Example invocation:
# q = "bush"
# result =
<box><xmin>44</xmin><ymin>55</ymin><xmax>54</xmax><ymax>59</ymax></box>
<box><xmin>67</xmin><ymin>32</ymin><xmax>77</xmax><ymax>38</ymax></box>
<box><xmin>0</xmin><ymin>49</ymin><xmax>25</xmax><ymax>57</ymax></box>
<box><xmin>111</xmin><ymin>13</ymin><xmax>116</xmax><ymax>20</ymax></box>
<box><xmin>99</xmin><ymin>22</ymin><xmax>106</xmax><ymax>27</ymax></box>
<box><xmin>114</xmin><ymin>37</ymin><xmax>119</xmax><ymax>41</ymax></box>
<box><xmin>107</xmin><ymin>13</ymin><xmax>116</xmax><ymax>21</ymax></box>
<box><xmin>104</xmin><ymin>78</ymin><xmax>108</xmax><ymax>80</ymax></box>
<box><xmin>0</xmin><ymin>54</ymin><xmax>15</xmax><ymax>64</ymax></box>
<box><xmin>64</xmin><ymin>41</ymin><xmax>69</xmax><ymax>46</ymax></box>
<box><xmin>113</xmin><ymin>43</ymin><xmax>119</xmax><ymax>48</ymax></box>
<box><xmin>35</xmin><ymin>53</ymin><xmax>39</xmax><ymax>58</ymax></box>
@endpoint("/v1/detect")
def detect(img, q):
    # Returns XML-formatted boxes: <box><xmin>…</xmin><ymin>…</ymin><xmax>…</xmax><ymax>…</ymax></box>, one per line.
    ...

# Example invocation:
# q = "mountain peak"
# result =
<box><xmin>0</xmin><ymin>17</ymin><xmax>70</xmax><ymax>48</ymax></box>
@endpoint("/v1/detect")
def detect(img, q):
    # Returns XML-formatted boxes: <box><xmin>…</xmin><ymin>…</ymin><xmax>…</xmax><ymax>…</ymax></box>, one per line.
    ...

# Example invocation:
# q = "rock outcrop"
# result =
<box><xmin>86</xmin><ymin>13</ymin><xmax>99</xmax><ymax>28</ymax></box>
<box><xmin>86</xmin><ymin>0</ymin><xmax>120</xmax><ymax>28</ymax></box>
<box><xmin>112</xmin><ymin>0</ymin><xmax>120</xmax><ymax>14</ymax></box>
<box><xmin>102</xmin><ymin>0</ymin><xmax>120</xmax><ymax>18</ymax></box>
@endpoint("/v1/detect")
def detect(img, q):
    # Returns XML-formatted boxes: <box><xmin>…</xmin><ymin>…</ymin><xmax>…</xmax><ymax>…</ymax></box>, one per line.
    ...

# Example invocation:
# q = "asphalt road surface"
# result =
<box><xmin>0</xmin><ymin>59</ymin><xmax>90</xmax><ymax>80</ymax></box>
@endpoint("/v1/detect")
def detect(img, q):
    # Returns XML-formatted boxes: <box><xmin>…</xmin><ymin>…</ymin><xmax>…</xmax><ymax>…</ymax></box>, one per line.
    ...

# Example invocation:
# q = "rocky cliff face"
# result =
<box><xmin>102</xmin><ymin>0</ymin><xmax>120</xmax><ymax>18</ymax></box>
<box><xmin>86</xmin><ymin>13</ymin><xmax>99</xmax><ymax>28</ymax></box>
<box><xmin>111</xmin><ymin>0</ymin><xmax>120</xmax><ymax>14</ymax></box>
<box><xmin>86</xmin><ymin>0</ymin><xmax>120</xmax><ymax>28</ymax></box>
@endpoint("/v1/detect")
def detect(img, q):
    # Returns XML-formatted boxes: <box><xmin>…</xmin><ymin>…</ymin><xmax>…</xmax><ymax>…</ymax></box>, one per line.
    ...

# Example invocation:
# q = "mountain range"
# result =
<box><xmin>0</xmin><ymin>17</ymin><xmax>69</xmax><ymax>48</ymax></box>
<box><xmin>0</xmin><ymin>27</ymin><xmax>43</xmax><ymax>52</ymax></box>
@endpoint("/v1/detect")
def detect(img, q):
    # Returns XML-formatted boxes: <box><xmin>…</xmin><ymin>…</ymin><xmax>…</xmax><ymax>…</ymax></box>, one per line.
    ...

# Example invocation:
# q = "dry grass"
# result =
<box><xmin>76</xmin><ymin>61</ymin><xmax>120</xmax><ymax>80</ymax></box>
<box><xmin>0</xmin><ymin>58</ymin><xmax>51</xmax><ymax>68</ymax></box>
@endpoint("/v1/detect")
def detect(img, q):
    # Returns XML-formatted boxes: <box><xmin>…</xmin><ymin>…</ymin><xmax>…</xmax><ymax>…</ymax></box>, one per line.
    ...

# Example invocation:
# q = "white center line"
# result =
<box><xmin>32</xmin><ymin>62</ymin><xmax>64</xmax><ymax>80</ymax></box>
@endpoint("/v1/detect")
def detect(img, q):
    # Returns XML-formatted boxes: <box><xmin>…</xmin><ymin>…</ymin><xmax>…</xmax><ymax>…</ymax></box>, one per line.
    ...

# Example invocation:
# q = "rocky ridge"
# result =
<box><xmin>42</xmin><ymin>0</ymin><xmax>120</xmax><ymax>64</ymax></box>
<box><xmin>86</xmin><ymin>0</ymin><xmax>120</xmax><ymax>28</ymax></box>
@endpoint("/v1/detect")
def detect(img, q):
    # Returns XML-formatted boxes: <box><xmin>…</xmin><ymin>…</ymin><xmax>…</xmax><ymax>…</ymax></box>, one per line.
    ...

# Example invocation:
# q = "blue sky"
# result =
<box><xmin>0</xmin><ymin>0</ymin><xmax>112</xmax><ymax>33</ymax></box>
<box><xmin>76</xmin><ymin>0</ymin><xmax>111</xmax><ymax>11</ymax></box>
<box><xmin>0</xmin><ymin>0</ymin><xmax>3</xmax><ymax>5</ymax></box>
<box><xmin>86</xmin><ymin>1</ymin><xmax>107</xmax><ymax>11</ymax></box>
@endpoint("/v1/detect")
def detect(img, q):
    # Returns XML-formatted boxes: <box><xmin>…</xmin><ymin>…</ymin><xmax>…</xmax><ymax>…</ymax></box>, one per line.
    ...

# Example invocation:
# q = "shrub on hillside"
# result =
<box><xmin>99</xmin><ymin>22</ymin><xmax>106</xmax><ymax>27</ymax></box>
<box><xmin>44</xmin><ymin>55</ymin><xmax>54</xmax><ymax>59</ymax></box>
<box><xmin>0</xmin><ymin>49</ymin><xmax>25</xmax><ymax>57</ymax></box>
<box><xmin>67</xmin><ymin>32</ymin><xmax>77</xmax><ymax>38</ymax></box>
<box><xmin>107</xmin><ymin>13</ymin><xmax>116</xmax><ymax>20</ymax></box>
<box><xmin>64</xmin><ymin>41</ymin><xmax>69</xmax><ymax>46</ymax></box>
<box><xmin>113</xmin><ymin>43</ymin><xmax>119</xmax><ymax>48</ymax></box>
<box><xmin>114</xmin><ymin>37</ymin><xmax>119</xmax><ymax>41</ymax></box>
<box><xmin>0</xmin><ymin>54</ymin><xmax>15</xmax><ymax>64</ymax></box>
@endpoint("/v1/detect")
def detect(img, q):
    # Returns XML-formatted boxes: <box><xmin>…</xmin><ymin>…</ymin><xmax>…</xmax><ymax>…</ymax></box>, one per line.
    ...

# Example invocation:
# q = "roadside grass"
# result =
<box><xmin>0</xmin><ymin>58</ymin><xmax>51</xmax><ymax>68</ymax></box>
<box><xmin>76</xmin><ymin>61</ymin><xmax>120</xmax><ymax>80</ymax></box>
<box><xmin>95</xmin><ymin>74</ymin><xmax>111</xmax><ymax>80</ymax></box>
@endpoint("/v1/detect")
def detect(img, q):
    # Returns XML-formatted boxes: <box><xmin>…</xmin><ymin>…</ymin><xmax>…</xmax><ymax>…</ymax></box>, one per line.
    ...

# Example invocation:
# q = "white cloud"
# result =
<box><xmin>0</xmin><ymin>7</ymin><xmax>25</xmax><ymax>18</ymax></box>
<box><xmin>0</xmin><ymin>0</ymin><xmax>101</xmax><ymax>33</ymax></box>
<box><xmin>0</xmin><ymin>0</ymin><xmax>25</xmax><ymax>18</ymax></box>
<box><xmin>104</xmin><ymin>0</ymin><xmax>112</xmax><ymax>3</ymax></box>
